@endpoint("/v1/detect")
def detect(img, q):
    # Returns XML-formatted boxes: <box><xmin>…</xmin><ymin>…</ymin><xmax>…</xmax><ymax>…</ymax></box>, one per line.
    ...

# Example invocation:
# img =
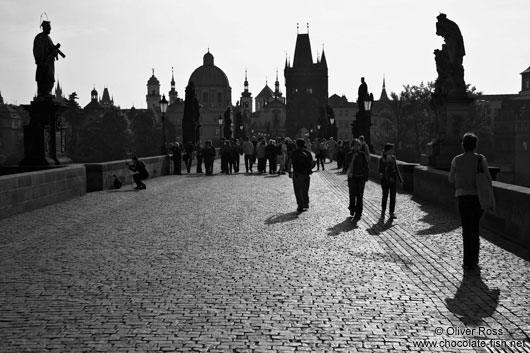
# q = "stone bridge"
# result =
<box><xmin>1</xmin><ymin>159</ymin><xmax>529</xmax><ymax>352</ymax></box>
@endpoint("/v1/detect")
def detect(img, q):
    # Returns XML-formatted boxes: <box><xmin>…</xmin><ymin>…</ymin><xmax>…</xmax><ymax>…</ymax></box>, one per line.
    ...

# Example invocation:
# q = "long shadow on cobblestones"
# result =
<box><xmin>327</xmin><ymin>217</ymin><xmax>358</xmax><ymax>236</ymax></box>
<box><xmin>265</xmin><ymin>212</ymin><xmax>299</xmax><ymax>225</ymax></box>
<box><xmin>366</xmin><ymin>217</ymin><xmax>395</xmax><ymax>236</ymax></box>
<box><xmin>411</xmin><ymin>196</ymin><xmax>460</xmax><ymax>235</ymax></box>
<box><xmin>445</xmin><ymin>270</ymin><xmax>500</xmax><ymax>326</ymax></box>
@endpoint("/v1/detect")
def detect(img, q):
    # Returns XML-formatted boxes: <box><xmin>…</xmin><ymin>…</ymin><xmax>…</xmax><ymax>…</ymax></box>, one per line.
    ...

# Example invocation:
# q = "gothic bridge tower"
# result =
<box><xmin>284</xmin><ymin>24</ymin><xmax>328</xmax><ymax>137</ymax></box>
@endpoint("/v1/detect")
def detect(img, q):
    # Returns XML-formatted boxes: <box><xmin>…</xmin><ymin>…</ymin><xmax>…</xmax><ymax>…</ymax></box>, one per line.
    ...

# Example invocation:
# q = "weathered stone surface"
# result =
<box><xmin>0</xmin><ymin>159</ymin><xmax>529</xmax><ymax>352</ymax></box>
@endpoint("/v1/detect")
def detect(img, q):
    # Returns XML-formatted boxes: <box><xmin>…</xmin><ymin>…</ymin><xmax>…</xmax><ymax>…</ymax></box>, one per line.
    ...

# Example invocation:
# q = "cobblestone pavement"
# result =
<box><xmin>1</xmin><ymin>159</ymin><xmax>529</xmax><ymax>352</ymax></box>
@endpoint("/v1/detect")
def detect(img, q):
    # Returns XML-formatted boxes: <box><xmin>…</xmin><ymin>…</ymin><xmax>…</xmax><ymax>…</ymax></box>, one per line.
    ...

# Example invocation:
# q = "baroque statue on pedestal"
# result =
<box><xmin>432</xmin><ymin>13</ymin><xmax>467</xmax><ymax>103</ymax></box>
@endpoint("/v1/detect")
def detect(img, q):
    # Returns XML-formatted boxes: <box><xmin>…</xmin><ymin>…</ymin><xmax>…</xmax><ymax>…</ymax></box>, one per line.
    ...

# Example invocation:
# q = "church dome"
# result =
<box><xmin>147</xmin><ymin>70</ymin><xmax>160</xmax><ymax>86</ymax></box>
<box><xmin>91</xmin><ymin>88</ymin><xmax>98</xmax><ymax>96</ymax></box>
<box><xmin>188</xmin><ymin>51</ymin><xmax>230</xmax><ymax>87</ymax></box>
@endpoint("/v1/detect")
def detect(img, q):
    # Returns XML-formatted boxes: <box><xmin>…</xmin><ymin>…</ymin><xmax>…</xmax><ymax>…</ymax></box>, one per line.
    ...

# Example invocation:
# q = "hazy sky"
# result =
<box><xmin>1</xmin><ymin>0</ymin><xmax>529</xmax><ymax>107</ymax></box>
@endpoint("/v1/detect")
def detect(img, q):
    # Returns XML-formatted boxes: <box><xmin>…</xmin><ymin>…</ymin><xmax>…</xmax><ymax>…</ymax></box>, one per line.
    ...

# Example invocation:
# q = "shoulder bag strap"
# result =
<box><xmin>477</xmin><ymin>154</ymin><xmax>483</xmax><ymax>173</ymax></box>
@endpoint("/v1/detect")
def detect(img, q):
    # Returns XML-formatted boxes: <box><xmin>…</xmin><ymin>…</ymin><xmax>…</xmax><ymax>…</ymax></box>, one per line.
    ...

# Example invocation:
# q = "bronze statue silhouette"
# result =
<box><xmin>33</xmin><ymin>20</ymin><xmax>65</xmax><ymax>97</ymax></box>
<box><xmin>432</xmin><ymin>13</ymin><xmax>466</xmax><ymax>101</ymax></box>
<box><xmin>357</xmin><ymin>77</ymin><xmax>368</xmax><ymax>113</ymax></box>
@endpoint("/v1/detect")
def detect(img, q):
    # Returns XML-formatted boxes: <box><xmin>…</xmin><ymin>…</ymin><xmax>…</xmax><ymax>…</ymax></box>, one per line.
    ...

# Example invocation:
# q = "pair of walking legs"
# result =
<box><xmin>348</xmin><ymin>177</ymin><xmax>365</xmax><ymax>219</ymax></box>
<box><xmin>458</xmin><ymin>195</ymin><xmax>483</xmax><ymax>269</ymax></box>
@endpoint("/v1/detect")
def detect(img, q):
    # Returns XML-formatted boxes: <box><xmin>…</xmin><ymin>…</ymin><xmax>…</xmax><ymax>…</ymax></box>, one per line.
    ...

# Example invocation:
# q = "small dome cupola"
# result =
<box><xmin>203</xmin><ymin>50</ymin><xmax>214</xmax><ymax>66</ymax></box>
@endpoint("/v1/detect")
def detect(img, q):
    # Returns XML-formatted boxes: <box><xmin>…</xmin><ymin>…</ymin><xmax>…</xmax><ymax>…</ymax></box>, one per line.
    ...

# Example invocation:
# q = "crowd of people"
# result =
<box><xmin>133</xmin><ymin>132</ymin><xmax>491</xmax><ymax>272</ymax></box>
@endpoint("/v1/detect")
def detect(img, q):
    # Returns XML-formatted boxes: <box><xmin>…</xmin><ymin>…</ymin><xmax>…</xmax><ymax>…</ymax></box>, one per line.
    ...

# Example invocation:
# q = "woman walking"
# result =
<box><xmin>448</xmin><ymin>133</ymin><xmax>491</xmax><ymax>271</ymax></box>
<box><xmin>378</xmin><ymin>143</ymin><xmax>403</xmax><ymax>219</ymax></box>
<box><xmin>345</xmin><ymin>139</ymin><xmax>369</xmax><ymax>220</ymax></box>
<box><xmin>256</xmin><ymin>139</ymin><xmax>267</xmax><ymax>174</ymax></box>
<box><xmin>265</xmin><ymin>139</ymin><xmax>278</xmax><ymax>174</ymax></box>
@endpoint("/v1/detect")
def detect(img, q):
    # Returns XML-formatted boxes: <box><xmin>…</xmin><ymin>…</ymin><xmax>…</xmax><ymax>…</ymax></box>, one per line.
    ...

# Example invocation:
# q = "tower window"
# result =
<box><xmin>203</xmin><ymin>92</ymin><xmax>208</xmax><ymax>103</ymax></box>
<box><xmin>306</xmin><ymin>88</ymin><xmax>312</xmax><ymax>94</ymax></box>
<box><xmin>525</xmin><ymin>77</ymin><xmax>530</xmax><ymax>90</ymax></box>
<box><xmin>218</xmin><ymin>92</ymin><xmax>223</xmax><ymax>106</ymax></box>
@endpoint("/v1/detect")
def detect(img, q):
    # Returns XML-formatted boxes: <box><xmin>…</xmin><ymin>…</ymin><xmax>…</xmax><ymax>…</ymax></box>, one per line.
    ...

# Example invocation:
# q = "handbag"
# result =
<box><xmin>476</xmin><ymin>154</ymin><xmax>495</xmax><ymax>212</ymax></box>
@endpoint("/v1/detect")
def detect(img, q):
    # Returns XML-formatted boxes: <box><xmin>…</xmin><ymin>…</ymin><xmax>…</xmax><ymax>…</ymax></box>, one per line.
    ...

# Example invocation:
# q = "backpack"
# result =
<box><xmin>112</xmin><ymin>175</ymin><xmax>122</xmax><ymax>189</ymax></box>
<box><xmin>292</xmin><ymin>149</ymin><xmax>315</xmax><ymax>174</ymax></box>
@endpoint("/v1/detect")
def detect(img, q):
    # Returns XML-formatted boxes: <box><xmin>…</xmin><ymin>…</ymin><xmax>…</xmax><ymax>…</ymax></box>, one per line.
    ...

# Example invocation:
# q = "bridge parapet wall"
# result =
<box><xmin>0</xmin><ymin>165</ymin><xmax>86</xmax><ymax>219</ymax></box>
<box><xmin>85</xmin><ymin>155</ymin><xmax>170</xmax><ymax>192</ymax></box>
<box><xmin>412</xmin><ymin>164</ymin><xmax>530</xmax><ymax>248</ymax></box>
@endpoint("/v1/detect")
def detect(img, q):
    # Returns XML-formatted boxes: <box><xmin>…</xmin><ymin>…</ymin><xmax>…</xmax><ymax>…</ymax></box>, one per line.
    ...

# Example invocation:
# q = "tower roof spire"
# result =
<box><xmin>379</xmin><ymin>74</ymin><xmax>389</xmax><ymax>101</ymax></box>
<box><xmin>244</xmin><ymin>68</ymin><xmax>249</xmax><ymax>90</ymax></box>
<box><xmin>320</xmin><ymin>43</ymin><xmax>327</xmax><ymax>68</ymax></box>
<box><xmin>293</xmin><ymin>28</ymin><xmax>313</xmax><ymax>67</ymax></box>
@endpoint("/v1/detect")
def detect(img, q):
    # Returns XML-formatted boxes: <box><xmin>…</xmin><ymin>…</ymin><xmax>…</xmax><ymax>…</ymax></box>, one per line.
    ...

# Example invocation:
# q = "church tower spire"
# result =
<box><xmin>171</xmin><ymin>67</ymin><xmax>175</xmax><ymax>90</ymax></box>
<box><xmin>379</xmin><ymin>74</ymin><xmax>389</xmax><ymax>101</ymax></box>
<box><xmin>146</xmin><ymin>68</ymin><xmax>161</xmax><ymax>110</ymax></box>
<box><xmin>320</xmin><ymin>44</ymin><xmax>327</xmax><ymax>68</ymax></box>
<box><xmin>169</xmin><ymin>66</ymin><xmax>179</xmax><ymax>104</ymax></box>
<box><xmin>244</xmin><ymin>68</ymin><xmax>249</xmax><ymax>94</ymax></box>
<box><xmin>274</xmin><ymin>68</ymin><xmax>282</xmax><ymax>99</ymax></box>
<box><xmin>55</xmin><ymin>80</ymin><xmax>63</xmax><ymax>100</ymax></box>
<box><xmin>240</xmin><ymin>68</ymin><xmax>253</xmax><ymax>114</ymax></box>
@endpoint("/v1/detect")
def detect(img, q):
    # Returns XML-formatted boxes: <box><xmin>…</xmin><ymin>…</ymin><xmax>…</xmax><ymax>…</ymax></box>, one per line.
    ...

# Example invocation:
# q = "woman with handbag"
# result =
<box><xmin>345</xmin><ymin>139</ymin><xmax>369</xmax><ymax>220</ymax></box>
<box><xmin>378</xmin><ymin>143</ymin><xmax>403</xmax><ymax>219</ymax></box>
<box><xmin>448</xmin><ymin>132</ymin><xmax>492</xmax><ymax>271</ymax></box>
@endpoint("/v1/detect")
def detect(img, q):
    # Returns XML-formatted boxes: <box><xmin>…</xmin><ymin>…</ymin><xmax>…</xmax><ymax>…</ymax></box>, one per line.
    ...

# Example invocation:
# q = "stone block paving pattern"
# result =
<box><xmin>0</xmin><ymin>159</ymin><xmax>529</xmax><ymax>352</ymax></box>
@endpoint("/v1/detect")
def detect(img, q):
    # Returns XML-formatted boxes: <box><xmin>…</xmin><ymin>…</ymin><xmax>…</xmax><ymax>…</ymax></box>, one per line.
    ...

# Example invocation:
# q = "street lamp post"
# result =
<box><xmin>363</xmin><ymin>93</ymin><xmax>374</xmax><ymax>152</ymax></box>
<box><xmin>329</xmin><ymin>116</ymin><xmax>335</xmax><ymax>140</ymax></box>
<box><xmin>218</xmin><ymin>115</ymin><xmax>223</xmax><ymax>142</ymax></box>
<box><xmin>160</xmin><ymin>95</ymin><xmax>168</xmax><ymax>155</ymax></box>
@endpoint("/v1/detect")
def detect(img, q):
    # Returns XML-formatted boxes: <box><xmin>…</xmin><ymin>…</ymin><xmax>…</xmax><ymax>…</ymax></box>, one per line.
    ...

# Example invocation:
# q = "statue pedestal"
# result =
<box><xmin>20</xmin><ymin>97</ymin><xmax>70</xmax><ymax>166</ymax></box>
<box><xmin>421</xmin><ymin>97</ymin><xmax>474</xmax><ymax>169</ymax></box>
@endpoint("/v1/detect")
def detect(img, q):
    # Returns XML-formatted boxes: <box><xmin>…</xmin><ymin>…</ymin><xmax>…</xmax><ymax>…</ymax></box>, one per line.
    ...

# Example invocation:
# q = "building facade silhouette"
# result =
<box><xmin>284</xmin><ymin>29</ymin><xmax>328</xmax><ymax>138</ymax></box>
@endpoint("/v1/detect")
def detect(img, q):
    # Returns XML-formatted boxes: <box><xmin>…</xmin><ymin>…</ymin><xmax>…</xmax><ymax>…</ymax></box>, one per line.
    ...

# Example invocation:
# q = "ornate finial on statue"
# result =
<box><xmin>307</xmin><ymin>22</ymin><xmax>309</xmax><ymax>34</ymax></box>
<box><xmin>39</xmin><ymin>12</ymin><xmax>49</xmax><ymax>27</ymax></box>
<box><xmin>297</xmin><ymin>23</ymin><xmax>299</xmax><ymax>34</ymax></box>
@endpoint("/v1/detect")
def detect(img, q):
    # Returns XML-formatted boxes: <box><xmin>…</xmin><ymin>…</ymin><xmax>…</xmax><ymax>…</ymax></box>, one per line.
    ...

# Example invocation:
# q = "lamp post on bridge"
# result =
<box><xmin>363</xmin><ymin>93</ymin><xmax>374</xmax><ymax>152</ymax></box>
<box><xmin>159</xmin><ymin>94</ymin><xmax>168</xmax><ymax>155</ymax></box>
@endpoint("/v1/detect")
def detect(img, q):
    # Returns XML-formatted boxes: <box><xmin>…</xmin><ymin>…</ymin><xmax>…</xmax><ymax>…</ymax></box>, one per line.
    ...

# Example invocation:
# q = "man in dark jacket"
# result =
<box><xmin>128</xmin><ymin>156</ymin><xmax>149</xmax><ymax>190</ymax></box>
<box><xmin>183</xmin><ymin>141</ymin><xmax>194</xmax><ymax>173</ymax></box>
<box><xmin>201</xmin><ymin>140</ymin><xmax>215</xmax><ymax>176</ymax></box>
<box><xmin>345</xmin><ymin>138</ymin><xmax>369</xmax><ymax>220</ymax></box>
<box><xmin>265</xmin><ymin>140</ymin><xmax>277</xmax><ymax>174</ymax></box>
<box><xmin>288</xmin><ymin>139</ymin><xmax>315</xmax><ymax>212</ymax></box>
<box><xmin>171</xmin><ymin>142</ymin><xmax>182</xmax><ymax>175</ymax></box>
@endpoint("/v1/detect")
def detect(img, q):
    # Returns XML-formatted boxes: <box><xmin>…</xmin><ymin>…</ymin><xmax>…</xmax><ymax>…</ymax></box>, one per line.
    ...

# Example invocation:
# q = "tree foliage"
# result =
<box><xmin>129</xmin><ymin>110</ymin><xmax>158</xmax><ymax>157</ymax></box>
<box><xmin>388</xmin><ymin>82</ymin><xmax>436</xmax><ymax>162</ymax></box>
<box><xmin>182</xmin><ymin>81</ymin><xmax>200</xmax><ymax>144</ymax></box>
<box><xmin>73</xmin><ymin>108</ymin><xmax>130</xmax><ymax>162</ymax></box>
<box><xmin>388</xmin><ymin>82</ymin><xmax>493</xmax><ymax>162</ymax></box>
<box><xmin>67</xmin><ymin>92</ymin><xmax>81</xmax><ymax>109</ymax></box>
